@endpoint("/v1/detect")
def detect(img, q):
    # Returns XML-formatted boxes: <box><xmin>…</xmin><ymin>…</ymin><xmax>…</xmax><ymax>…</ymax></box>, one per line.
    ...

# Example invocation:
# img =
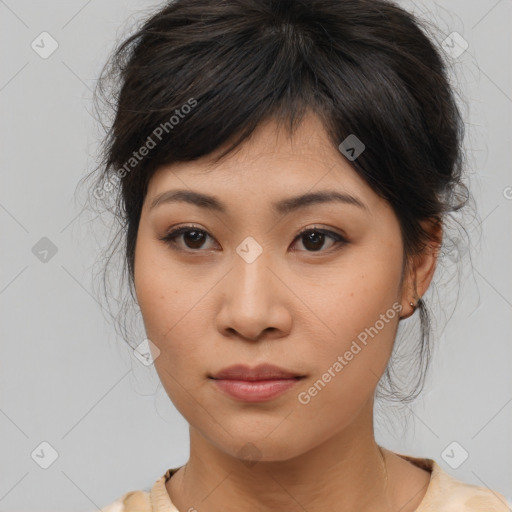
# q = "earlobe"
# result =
<box><xmin>399</xmin><ymin>219</ymin><xmax>443</xmax><ymax>319</ymax></box>
<box><xmin>399</xmin><ymin>297</ymin><xmax>419</xmax><ymax>320</ymax></box>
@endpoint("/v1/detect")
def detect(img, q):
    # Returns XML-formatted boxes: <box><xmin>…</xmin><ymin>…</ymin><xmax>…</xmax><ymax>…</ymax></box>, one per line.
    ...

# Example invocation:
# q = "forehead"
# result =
<box><xmin>146</xmin><ymin>113</ymin><xmax>377</xmax><ymax>208</ymax></box>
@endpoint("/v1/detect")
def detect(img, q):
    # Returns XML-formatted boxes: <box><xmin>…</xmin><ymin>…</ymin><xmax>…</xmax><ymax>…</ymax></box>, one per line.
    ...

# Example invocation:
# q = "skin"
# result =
<box><xmin>133</xmin><ymin>112</ymin><xmax>440</xmax><ymax>512</ymax></box>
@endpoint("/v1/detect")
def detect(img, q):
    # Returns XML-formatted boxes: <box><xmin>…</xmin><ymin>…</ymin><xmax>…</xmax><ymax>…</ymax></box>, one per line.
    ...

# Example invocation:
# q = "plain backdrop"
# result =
<box><xmin>1</xmin><ymin>0</ymin><xmax>511</xmax><ymax>510</ymax></box>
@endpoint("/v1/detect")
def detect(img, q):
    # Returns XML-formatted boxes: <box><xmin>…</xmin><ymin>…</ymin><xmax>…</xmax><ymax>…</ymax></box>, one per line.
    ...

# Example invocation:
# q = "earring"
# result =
<box><xmin>400</xmin><ymin>298</ymin><xmax>420</xmax><ymax>320</ymax></box>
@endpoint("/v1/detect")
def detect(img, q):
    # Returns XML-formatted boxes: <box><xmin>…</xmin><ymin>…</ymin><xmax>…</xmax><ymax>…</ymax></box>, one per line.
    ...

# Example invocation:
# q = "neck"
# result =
<box><xmin>167</xmin><ymin>400</ymin><xmax>394</xmax><ymax>512</ymax></box>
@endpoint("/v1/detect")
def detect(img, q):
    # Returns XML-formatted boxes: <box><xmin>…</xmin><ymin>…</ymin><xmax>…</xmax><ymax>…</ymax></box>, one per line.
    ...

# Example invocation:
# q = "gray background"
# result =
<box><xmin>1</xmin><ymin>0</ymin><xmax>511</xmax><ymax>510</ymax></box>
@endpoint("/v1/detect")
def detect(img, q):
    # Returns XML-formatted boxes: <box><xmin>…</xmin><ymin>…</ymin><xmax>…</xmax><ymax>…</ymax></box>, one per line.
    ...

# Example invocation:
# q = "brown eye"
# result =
<box><xmin>159</xmin><ymin>226</ymin><xmax>217</xmax><ymax>251</ymax></box>
<box><xmin>159</xmin><ymin>225</ymin><xmax>347</xmax><ymax>254</ymax></box>
<box><xmin>292</xmin><ymin>228</ymin><xmax>347</xmax><ymax>253</ymax></box>
<box><xmin>181</xmin><ymin>229</ymin><xmax>207</xmax><ymax>249</ymax></box>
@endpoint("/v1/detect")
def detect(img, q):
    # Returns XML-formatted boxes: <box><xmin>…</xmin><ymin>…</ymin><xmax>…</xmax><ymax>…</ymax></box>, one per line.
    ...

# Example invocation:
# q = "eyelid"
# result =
<box><xmin>294</xmin><ymin>225</ymin><xmax>347</xmax><ymax>242</ymax></box>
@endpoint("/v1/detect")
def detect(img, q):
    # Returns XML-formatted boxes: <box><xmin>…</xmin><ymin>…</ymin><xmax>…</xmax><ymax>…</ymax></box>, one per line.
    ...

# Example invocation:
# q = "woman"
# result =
<box><xmin>88</xmin><ymin>0</ymin><xmax>510</xmax><ymax>510</ymax></box>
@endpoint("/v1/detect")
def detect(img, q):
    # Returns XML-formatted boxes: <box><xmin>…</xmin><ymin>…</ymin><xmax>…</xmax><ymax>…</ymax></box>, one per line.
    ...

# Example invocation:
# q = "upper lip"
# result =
<box><xmin>210</xmin><ymin>364</ymin><xmax>305</xmax><ymax>381</ymax></box>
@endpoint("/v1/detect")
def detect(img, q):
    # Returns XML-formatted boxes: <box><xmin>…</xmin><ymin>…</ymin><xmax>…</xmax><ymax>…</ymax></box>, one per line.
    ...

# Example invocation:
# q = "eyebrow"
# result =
<box><xmin>149</xmin><ymin>189</ymin><xmax>368</xmax><ymax>214</ymax></box>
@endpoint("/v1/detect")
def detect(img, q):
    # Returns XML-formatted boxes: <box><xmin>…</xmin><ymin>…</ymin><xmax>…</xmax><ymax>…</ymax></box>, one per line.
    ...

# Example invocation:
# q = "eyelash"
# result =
<box><xmin>158</xmin><ymin>224</ymin><xmax>348</xmax><ymax>254</ymax></box>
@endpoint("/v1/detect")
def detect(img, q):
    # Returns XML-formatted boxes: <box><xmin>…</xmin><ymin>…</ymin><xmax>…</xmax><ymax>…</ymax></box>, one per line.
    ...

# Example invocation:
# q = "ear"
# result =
<box><xmin>399</xmin><ymin>219</ymin><xmax>443</xmax><ymax>318</ymax></box>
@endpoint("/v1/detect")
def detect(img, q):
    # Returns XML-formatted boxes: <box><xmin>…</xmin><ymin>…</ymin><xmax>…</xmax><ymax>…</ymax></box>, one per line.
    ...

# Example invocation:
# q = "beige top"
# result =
<box><xmin>99</xmin><ymin>452</ymin><xmax>511</xmax><ymax>511</ymax></box>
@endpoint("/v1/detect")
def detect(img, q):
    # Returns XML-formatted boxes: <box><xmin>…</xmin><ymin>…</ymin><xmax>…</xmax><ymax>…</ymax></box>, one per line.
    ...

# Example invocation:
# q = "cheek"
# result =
<box><xmin>314</xmin><ymin>236</ymin><xmax>402</xmax><ymax>342</ymax></box>
<box><xmin>134</xmin><ymin>227</ymin><xmax>189</xmax><ymax>339</ymax></box>
<box><xmin>135</xmin><ymin>260</ymin><xmax>209</xmax><ymax>418</ymax></box>
<box><xmin>135</xmin><ymin>270</ymin><xmax>199</xmax><ymax>372</ymax></box>
<box><xmin>296</xmin><ymin>237</ymin><xmax>403</xmax><ymax>409</ymax></box>
<box><xmin>134</xmin><ymin>230</ymin><xmax>212</xmax><ymax>393</ymax></box>
<box><xmin>135</xmin><ymin>233</ymin><xmax>180</xmax><ymax>369</ymax></box>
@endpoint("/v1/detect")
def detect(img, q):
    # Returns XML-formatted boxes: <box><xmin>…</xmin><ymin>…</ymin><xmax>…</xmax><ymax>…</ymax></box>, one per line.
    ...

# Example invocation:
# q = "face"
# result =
<box><xmin>134</xmin><ymin>113</ymin><xmax>411</xmax><ymax>462</ymax></box>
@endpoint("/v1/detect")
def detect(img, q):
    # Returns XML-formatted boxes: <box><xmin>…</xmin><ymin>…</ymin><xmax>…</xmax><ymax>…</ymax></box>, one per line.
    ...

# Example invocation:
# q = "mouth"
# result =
<box><xmin>208</xmin><ymin>364</ymin><xmax>306</xmax><ymax>402</ymax></box>
<box><xmin>209</xmin><ymin>363</ymin><xmax>306</xmax><ymax>381</ymax></box>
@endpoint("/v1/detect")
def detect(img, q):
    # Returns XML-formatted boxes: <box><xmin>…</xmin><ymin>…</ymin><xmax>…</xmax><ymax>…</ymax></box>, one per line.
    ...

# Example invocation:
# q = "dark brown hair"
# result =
<box><xmin>83</xmin><ymin>0</ymin><xmax>469</xmax><ymax>403</ymax></box>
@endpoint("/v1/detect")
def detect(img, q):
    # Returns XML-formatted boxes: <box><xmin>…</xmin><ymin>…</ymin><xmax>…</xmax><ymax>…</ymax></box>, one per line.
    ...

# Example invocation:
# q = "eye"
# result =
<box><xmin>159</xmin><ymin>225</ymin><xmax>218</xmax><ymax>251</ymax></box>
<box><xmin>159</xmin><ymin>225</ymin><xmax>347</xmax><ymax>253</ymax></box>
<box><xmin>291</xmin><ymin>227</ymin><xmax>347</xmax><ymax>253</ymax></box>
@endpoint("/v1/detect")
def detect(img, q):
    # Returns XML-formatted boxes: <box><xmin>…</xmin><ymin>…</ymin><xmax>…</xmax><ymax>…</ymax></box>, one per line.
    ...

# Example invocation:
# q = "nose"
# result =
<box><xmin>215</xmin><ymin>248</ymin><xmax>292</xmax><ymax>342</ymax></box>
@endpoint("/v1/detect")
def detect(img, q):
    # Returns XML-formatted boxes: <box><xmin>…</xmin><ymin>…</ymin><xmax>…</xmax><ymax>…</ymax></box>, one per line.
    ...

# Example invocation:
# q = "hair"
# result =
<box><xmin>81</xmin><ymin>0</ymin><xmax>471</xmax><ymax>405</ymax></box>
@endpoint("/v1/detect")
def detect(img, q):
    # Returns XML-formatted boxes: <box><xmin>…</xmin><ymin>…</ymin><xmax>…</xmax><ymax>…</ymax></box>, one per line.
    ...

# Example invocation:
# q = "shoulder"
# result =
<box><xmin>100</xmin><ymin>490</ymin><xmax>152</xmax><ymax>512</ymax></box>
<box><xmin>426</xmin><ymin>464</ymin><xmax>510</xmax><ymax>511</ymax></box>
<box><xmin>396</xmin><ymin>452</ymin><xmax>511</xmax><ymax>512</ymax></box>
<box><xmin>98</xmin><ymin>467</ymin><xmax>179</xmax><ymax>512</ymax></box>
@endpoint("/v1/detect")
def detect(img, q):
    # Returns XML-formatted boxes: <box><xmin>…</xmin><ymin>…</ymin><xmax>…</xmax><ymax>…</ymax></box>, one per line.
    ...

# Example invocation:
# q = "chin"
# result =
<box><xmin>216</xmin><ymin>433</ymin><xmax>310</xmax><ymax>465</ymax></box>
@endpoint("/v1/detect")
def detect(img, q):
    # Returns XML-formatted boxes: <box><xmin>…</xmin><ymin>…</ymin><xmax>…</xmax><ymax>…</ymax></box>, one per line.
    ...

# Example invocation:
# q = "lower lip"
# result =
<box><xmin>211</xmin><ymin>378</ymin><xmax>301</xmax><ymax>402</ymax></box>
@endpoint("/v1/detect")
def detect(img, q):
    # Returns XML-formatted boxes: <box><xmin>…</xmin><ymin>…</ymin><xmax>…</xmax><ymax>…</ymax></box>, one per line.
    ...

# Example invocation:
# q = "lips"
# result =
<box><xmin>209</xmin><ymin>364</ymin><xmax>306</xmax><ymax>402</ymax></box>
<box><xmin>209</xmin><ymin>363</ymin><xmax>305</xmax><ymax>381</ymax></box>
